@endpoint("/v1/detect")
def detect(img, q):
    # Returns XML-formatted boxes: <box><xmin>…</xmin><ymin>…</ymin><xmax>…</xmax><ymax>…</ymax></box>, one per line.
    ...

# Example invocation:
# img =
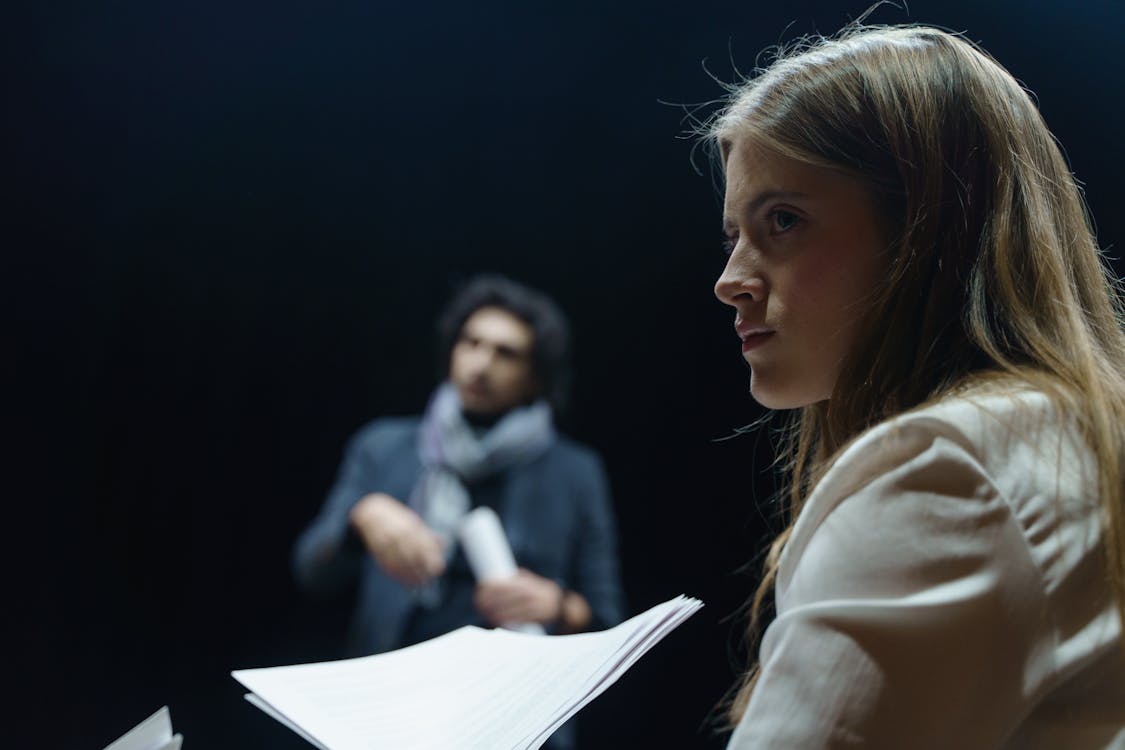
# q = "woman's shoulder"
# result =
<box><xmin>827</xmin><ymin>387</ymin><xmax>1079</xmax><ymax>499</ymax></box>
<box><xmin>783</xmin><ymin>387</ymin><xmax>1095</xmax><ymax>585</ymax></box>
<box><xmin>892</xmin><ymin>386</ymin><xmax>1056</xmax><ymax>439</ymax></box>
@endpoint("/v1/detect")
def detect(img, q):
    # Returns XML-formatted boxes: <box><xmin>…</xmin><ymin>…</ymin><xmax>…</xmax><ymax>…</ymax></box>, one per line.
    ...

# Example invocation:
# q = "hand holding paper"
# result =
<box><xmin>458</xmin><ymin>507</ymin><xmax>546</xmax><ymax>634</ymax></box>
<box><xmin>474</xmin><ymin>569</ymin><xmax>566</xmax><ymax>630</ymax></box>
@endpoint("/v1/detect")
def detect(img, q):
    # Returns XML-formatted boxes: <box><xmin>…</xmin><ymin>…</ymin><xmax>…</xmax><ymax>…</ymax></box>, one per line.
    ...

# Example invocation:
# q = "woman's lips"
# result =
<box><xmin>741</xmin><ymin>331</ymin><xmax>775</xmax><ymax>352</ymax></box>
<box><xmin>736</xmin><ymin>320</ymin><xmax>775</xmax><ymax>352</ymax></box>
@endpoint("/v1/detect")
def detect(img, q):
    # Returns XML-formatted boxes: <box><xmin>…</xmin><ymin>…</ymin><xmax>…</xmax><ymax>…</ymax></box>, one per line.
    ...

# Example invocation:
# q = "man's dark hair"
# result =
<box><xmin>437</xmin><ymin>274</ymin><xmax>572</xmax><ymax>411</ymax></box>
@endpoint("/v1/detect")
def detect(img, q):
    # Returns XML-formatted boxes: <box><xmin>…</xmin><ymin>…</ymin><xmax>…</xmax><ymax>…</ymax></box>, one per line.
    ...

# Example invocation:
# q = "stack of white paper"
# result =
<box><xmin>103</xmin><ymin>706</ymin><xmax>182</xmax><ymax>750</ymax></box>
<box><xmin>232</xmin><ymin>594</ymin><xmax>702</xmax><ymax>750</ymax></box>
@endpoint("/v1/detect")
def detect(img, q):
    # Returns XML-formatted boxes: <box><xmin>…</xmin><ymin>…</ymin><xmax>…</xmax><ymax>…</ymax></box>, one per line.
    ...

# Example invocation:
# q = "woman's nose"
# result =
<box><xmin>714</xmin><ymin>251</ymin><xmax>765</xmax><ymax>307</ymax></box>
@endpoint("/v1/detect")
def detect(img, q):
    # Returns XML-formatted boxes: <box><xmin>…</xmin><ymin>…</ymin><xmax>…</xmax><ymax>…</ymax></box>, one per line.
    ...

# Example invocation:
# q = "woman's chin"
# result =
<box><xmin>749</xmin><ymin>380</ymin><xmax>825</xmax><ymax>411</ymax></box>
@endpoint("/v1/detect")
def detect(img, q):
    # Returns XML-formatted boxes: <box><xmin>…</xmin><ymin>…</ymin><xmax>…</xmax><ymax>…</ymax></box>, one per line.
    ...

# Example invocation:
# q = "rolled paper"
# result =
<box><xmin>458</xmin><ymin>507</ymin><xmax>545</xmax><ymax>635</ymax></box>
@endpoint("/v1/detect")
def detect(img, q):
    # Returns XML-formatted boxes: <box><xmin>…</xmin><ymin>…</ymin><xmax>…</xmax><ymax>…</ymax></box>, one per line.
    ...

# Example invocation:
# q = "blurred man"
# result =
<box><xmin>293</xmin><ymin>275</ymin><xmax>625</xmax><ymax>749</ymax></box>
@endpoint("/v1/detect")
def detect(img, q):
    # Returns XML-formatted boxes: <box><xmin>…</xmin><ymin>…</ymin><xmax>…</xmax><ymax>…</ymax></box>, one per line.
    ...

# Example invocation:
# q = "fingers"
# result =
<box><xmin>349</xmin><ymin>493</ymin><xmax>447</xmax><ymax>586</ymax></box>
<box><xmin>474</xmin><ymin>584</ymin><xmax>519</xmax><ymax>625</ymax></box>
<box><xmin>380</xmin><ymin>530</ymin><xmax>446</xmax><ymax>586</ymax></box>
<box><xmin>474</xmin><ymin>572</ymin><xmax>561</xmax><ymax>625</ymax></box>
<box><xmin>474</xmin><ymin>580</ymin><xmax>520</xmax><ymax>618</ymax></box>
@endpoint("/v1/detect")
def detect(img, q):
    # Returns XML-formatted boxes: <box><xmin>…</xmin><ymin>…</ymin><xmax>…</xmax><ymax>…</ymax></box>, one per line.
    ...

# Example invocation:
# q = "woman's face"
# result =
<box><xmin>714</xmin><ymin>136</ymin><xmax>887</xmax><ymax>409</ymax></box>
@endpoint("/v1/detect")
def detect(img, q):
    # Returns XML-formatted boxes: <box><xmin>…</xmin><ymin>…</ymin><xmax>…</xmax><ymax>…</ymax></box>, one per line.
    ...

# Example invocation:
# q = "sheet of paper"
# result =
<box><xmin>246</xmin><ymin>693</ymin><xmax>329</xmax><ymax>750</ymax></box>
<box><xmin>233</xmin><ymin>595</ymin><xmax>702</xmax><ymax>750</ymax></box>
<box><xmin>103</xmin><ymin>706</ymin><xmax>182</xmax><ymax>750</ymax></box>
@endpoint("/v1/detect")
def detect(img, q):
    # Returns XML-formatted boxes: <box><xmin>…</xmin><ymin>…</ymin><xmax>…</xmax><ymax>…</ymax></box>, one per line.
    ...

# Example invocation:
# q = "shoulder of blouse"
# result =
<box><xmin>778</xmin><ymin>388</ymin><xmax>1096</xmax><ymax>596</ymax></box>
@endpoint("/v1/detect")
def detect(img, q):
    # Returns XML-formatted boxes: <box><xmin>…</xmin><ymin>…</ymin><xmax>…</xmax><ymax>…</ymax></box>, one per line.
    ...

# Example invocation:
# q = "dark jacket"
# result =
<box><xmin>292</xmin><ymin>416</ymin><xmax>627</xmax><ymax>655</ymax></box>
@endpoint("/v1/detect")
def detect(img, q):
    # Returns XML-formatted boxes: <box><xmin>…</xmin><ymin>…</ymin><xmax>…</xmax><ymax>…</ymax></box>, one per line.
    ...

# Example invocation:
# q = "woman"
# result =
<box><xmin>709</xmin><ymin>24</ymin><xmax>1125</xmax><ymax>748</ymax></box>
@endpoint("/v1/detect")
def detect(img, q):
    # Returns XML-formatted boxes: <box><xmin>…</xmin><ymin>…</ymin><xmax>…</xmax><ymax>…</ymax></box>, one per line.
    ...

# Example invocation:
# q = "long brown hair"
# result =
<box><xmin>708</xmin><ymin>24</ymin><xmax>1125</xmax><ymax>722</ymax></box>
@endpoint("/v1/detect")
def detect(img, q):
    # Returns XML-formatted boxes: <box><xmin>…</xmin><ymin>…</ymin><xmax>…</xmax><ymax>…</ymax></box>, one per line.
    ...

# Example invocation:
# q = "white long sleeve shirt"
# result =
<box><xmin>729</xmin><ymin>389</ymin><xmax>1125</xmax><ymax>749</ymax></box>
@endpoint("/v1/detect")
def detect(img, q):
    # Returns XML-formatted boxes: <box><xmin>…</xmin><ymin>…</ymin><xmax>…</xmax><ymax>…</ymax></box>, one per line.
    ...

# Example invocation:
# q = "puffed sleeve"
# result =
<box><xmin>728</xmin><ymin>421</ymin><xmax>1052</xmax><ymax>750</ymax></box>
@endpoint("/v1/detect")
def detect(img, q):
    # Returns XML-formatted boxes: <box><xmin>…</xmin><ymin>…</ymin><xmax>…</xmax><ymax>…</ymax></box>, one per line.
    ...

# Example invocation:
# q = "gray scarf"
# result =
<box><xmin>409</xmin><ymin>382</ymin><xmax>555</xmax><ymax>604</ymax></box>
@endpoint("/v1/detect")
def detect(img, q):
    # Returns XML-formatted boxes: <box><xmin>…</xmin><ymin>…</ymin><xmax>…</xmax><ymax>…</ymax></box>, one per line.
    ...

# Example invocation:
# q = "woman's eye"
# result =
<box><xmin>721</xmin><ymin>235</ymin><xmax>738</xmax><ymax>256</ymax></box>
<box><xmin>770</xmin><ymin>210</ymin><xmax>800</xmax><ymax>233</ymax></box>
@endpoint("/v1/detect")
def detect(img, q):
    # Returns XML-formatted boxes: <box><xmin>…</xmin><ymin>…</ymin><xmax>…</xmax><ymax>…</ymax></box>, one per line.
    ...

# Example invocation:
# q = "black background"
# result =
<box><xmin>9</xmin><ymin>1</ymin><xmax>1124</xmax><ymax>747</ymax></box>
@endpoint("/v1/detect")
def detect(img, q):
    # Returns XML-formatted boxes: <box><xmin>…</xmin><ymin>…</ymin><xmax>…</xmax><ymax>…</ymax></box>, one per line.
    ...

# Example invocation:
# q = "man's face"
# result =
<box><xmin>449</xmin><ymin>306</ymin><xmax>539</xmax><ymax>416</ymax></box>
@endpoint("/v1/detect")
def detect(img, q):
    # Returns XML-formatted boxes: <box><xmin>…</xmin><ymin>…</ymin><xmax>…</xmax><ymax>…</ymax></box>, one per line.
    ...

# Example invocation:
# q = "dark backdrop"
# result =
<box><xmin>9</xmin><ymin>1</ymin><xmax>1124</xmax><ymax>747</ymax></box>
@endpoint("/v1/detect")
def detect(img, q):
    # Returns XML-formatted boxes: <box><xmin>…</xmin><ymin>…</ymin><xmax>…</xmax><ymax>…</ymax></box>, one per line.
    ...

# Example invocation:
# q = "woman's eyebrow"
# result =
<box><xmin>724</xmin><ymin>190</ymin><xmax>810</xmax><ymax>231</ymax></box>
<box><xmin>741</xmin><ymin>190</ymin><xmax>809</xmax><ymax>216</ymax></box>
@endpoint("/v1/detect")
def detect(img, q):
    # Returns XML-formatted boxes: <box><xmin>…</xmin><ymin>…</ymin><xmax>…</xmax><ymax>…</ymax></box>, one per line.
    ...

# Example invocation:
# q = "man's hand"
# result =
<box><xmin>349</xmin><ymin>493</ymin><xmax>446</xmax><ymax>587</ymax></box>
<box><xmin>473</xmin><ymin>568</ymin><xmax>565</xmax><ymax>627</ymax></box>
